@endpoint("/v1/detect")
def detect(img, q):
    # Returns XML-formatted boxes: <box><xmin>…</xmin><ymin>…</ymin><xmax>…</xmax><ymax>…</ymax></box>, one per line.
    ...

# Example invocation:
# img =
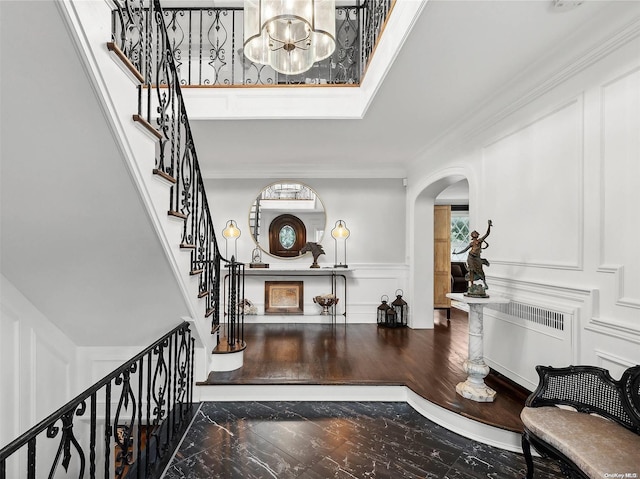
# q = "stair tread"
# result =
<box><xmin>106</xmin><ymin>42</ymin><xmax>144</xmax><ymax>83</ymax></box>
<box><xmin>168</xmin><ymin>210</ymin><xmax>188</xmax><ymax>220</ymax></box>
<box><xmin>153</xmin><ymin>168</ymin><xmax>176</xmax><ymax>184</ymax></box>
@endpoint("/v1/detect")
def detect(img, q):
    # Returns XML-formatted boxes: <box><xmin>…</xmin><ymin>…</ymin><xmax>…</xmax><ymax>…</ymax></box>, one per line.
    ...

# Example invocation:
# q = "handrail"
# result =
<box><xmin>0</xmin><ymin>322</ymin><xmax>195</xmax><ymax>479</ymax></box>
<box><xmin>151</xmin><ymin>0</ymin><xmax>242</xmax><ymax>339</ymax></box>
<box><xmin>112</xmin><ymin>1</ymin><xmax>394</xmax><ymax>87</ymax></box>
<box><xmin>110</xmin><ymin>0</ymin><xmax>245</xmax><ymax>349</ymax></box>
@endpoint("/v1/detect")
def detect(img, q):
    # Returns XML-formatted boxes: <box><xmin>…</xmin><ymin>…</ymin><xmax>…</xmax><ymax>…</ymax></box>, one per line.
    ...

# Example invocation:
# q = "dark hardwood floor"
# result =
<box><xmin>201</xmin><ymin>309</ymin><xmax>530</xmax><ymax>433</ymax></box>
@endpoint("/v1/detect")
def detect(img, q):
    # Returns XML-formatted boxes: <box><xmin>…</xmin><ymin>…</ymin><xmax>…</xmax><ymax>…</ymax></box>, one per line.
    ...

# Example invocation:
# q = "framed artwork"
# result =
<box><xmin>265</xmin><ymin>281</ymin><xmax>304</xmax><ymax>314</ymax></box>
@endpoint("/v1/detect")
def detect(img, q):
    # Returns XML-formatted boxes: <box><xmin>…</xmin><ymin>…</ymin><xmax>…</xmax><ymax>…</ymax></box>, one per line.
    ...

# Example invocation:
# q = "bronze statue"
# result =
<box><xmin>300</xmin><ymin>242</ymin><xmax>325</xmax><ymax>268</ymax></box>
<box><xmin>453</xmin><ymin>220</ymin><xmax>492</xmax><ymax>296</ymax></box>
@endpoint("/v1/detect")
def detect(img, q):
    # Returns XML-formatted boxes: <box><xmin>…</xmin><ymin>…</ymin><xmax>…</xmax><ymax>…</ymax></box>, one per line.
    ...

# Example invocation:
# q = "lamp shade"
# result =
<box><xmin>331</xmin><ymin>219</ymin><xmax>350</xmax><ymax>240</ymax></box>
<box><xmin>331</xmin><ymin>219</ymin><xmax>350</xmax><ymax>268</ymax></box>
<box><xmin>244</xmin><ymin>0</ymin><xmax>336</xmax><ymax>75</ymax></box>
<box><xmin>222</xmin><ymin>220</ymin><xmax>241</xmax><ymax>259</ymax></box>
<box><xmin>222</xmin><ymin>220</ymin><xmax>241</xmax><ymax>240</ymax></box>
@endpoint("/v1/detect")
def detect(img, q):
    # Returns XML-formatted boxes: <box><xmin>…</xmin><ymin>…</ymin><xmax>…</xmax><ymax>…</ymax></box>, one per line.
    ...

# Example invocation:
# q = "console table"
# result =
<box><xmin>447</xmin><ymin>292</ymin><xmax>509</xmax><ymax>402</ymax></box>
<box><xmin>238</xmin><ymin>268</ymin><xmax>352</xmax><ymax>322</ymax></box>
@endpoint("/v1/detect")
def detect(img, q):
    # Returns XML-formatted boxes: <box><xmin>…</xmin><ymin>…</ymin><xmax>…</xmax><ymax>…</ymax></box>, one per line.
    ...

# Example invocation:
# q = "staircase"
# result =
<box><xmin>121</xmin><ymin>0</ymin><xmax>245</xmax><ymax>354</ymax></box>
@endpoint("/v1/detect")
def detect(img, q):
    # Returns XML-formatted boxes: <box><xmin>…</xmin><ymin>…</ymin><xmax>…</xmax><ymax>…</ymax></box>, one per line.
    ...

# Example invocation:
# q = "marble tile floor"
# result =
<box><xmin>162</xmin><ymin>401</ymin><xmax>561</xmax><ymax>479</ymax></box>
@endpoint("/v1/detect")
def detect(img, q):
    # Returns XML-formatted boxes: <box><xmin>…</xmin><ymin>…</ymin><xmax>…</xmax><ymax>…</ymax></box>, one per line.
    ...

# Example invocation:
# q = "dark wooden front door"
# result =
<box><xmin>269</xmin><ymin>214</ymin><xmax>306</xmax><ymax>257</ymax></box>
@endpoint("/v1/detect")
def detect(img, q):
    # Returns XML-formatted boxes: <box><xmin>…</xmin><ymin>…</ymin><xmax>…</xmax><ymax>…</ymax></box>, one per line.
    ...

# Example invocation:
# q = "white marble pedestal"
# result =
<box><xmin>447</xmin><ymin>292</ymin><xmax>509</xmax><ymax>402</ymax></box>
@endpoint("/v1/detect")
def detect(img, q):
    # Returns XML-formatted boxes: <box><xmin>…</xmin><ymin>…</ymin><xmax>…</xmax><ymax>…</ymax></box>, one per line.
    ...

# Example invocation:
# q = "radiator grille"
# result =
<box><xmin>489</xmin><ymin>301</ymin><xmax>565</xmax><ymax>331</ymax></box>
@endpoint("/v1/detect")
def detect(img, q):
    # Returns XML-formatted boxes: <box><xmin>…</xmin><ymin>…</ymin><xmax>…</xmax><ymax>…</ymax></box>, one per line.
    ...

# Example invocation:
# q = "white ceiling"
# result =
<box><xmin>187</xmin><ymin>0</ymin><xmax>640</xmax><ymax>179</ymax></box>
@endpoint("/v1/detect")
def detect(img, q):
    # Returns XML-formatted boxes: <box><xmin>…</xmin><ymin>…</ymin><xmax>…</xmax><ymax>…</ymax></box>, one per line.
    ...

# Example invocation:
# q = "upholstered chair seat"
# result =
<box><xmin>521</xmin><ymin>406</ymin><xmax>640</xmax><ymax>479</ymax></box>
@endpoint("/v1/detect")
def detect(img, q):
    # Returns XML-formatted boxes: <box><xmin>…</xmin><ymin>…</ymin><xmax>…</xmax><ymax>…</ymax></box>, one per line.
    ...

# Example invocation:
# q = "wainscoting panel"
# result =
<box><xmin>599</xmin><ymin>67</ymin><xmax>640</xmax><ymax>308</ymax></box>
<box><xmin>481</xmin><ymin>97</ymin><xmax>583</xmax><ymax>270</ymax></box>
<box><xmin>0</xmin><ymin>303</ymin><xmax>20</xmax><ymax>450</ymax></box>
<box><xmin>241</xmin><ymin>264</ymin><xmax>408</xmax><ymax>324</ymax></box>
<box><xmin>479</xmin><ymin>276</ymin><xmax>594</xmax><ymax>390</ymax></box>
<box><xmin>33</xmin><ymin>330</ymin><xmax>72</xmax><ymax>423</ymax></box>
<box><xmin>594</xmin><ymin>349</ymin><xmax>637</xmax><ymax>379</ymax></box>
<box><xmin>0</xmin><ymin>276</ymin><xmax>77</xmax><ymax>475</ymax></box>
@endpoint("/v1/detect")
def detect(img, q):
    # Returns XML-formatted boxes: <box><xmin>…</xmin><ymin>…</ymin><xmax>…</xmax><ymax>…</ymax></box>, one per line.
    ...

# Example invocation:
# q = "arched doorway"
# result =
<box><xmin>408</xmin><ymin>171</ymin><xmax>469</xmax><ymax>329</ymax></box>
<box><xmin>434</xmin><ymin>180</ymin><xmax>470</xmax><ymax>318</ymax></box>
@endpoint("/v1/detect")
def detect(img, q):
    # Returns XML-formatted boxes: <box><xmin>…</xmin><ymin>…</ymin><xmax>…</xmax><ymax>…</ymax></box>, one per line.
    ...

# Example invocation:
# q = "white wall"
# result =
<box><xmin>204</xmin><ymin>178</ymin><xmax>409</xmax><ymax>322</ymax></box>
<box><xmin>408</xmin><ymin>26</ymin><xmax>640</xmax><ymax>386</ymax></box>
<box><xmin>0</xmin><ymin>275</ymin><xmax>78</xmax><ymax>449</ymax></box>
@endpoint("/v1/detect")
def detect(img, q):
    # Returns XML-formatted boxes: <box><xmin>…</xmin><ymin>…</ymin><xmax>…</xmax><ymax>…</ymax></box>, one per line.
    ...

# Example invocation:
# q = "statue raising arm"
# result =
<box><xmin>479</xmin><ymin>219</ymin><xmax>492</xmax><ymax>247</ymax></box>
<box><xmin>452</xmin><ymin>219</ymin><xmax>492</xmax><ymax>256</ymax></box>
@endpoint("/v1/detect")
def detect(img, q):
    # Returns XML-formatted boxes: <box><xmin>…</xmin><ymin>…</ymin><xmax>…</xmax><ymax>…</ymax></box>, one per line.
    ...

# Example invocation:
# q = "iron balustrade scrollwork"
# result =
<box><xmin>361</xmin><ymin>0</ymin><xmax>392</xmax><ymax>74</ymax></box>
<box><xmin>112</xmin><ymin>1</ymin><xmax>394</xmax><ymax>87</ymax></box>
<box><xmin>111</xmin><ymin>0</ymin><xmax>243</xmax><ymax>344</ymax></box>
<box><xmin>111</xmin><ymin>0</ymin><xmax>146</xmax><ymax>77</ymax></box>
<box><xmin>151</xmin><ymin>0</ymin><xmax>227</xmax><ymax>332</ymax></box>
<box><xmin>0</xmin><ymin>323</ymin><xmax>195</xmax><ymax>479</ymax></box>
<box><xmin>224</xmin><ymin>257</ymin><xmax>246</xmax><ymax>351</ymax></box>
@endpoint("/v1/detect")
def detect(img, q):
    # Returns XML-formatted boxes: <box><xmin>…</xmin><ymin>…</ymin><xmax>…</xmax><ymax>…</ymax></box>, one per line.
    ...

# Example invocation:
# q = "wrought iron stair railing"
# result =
<box><xmin>111</xmin><ymin>1</ymin><xmax>393</xmax><ymax>87</ymax></box>
<box><xmin>109</xmin><ymin>0</ymin><xmax>245</xmax><ymax>352</ymax></box>
<box><xmin>0</xmin><ymin>323</ymin><xmax>195</xmax><ymax>479</ymax></box>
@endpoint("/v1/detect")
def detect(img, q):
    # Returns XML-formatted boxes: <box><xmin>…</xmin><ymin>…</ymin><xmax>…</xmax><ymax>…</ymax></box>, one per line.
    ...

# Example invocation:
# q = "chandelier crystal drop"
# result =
<box><xmin>244</xmin><ymin>0</ymin><xmax>336</xmax><ymax>75</ymax></box>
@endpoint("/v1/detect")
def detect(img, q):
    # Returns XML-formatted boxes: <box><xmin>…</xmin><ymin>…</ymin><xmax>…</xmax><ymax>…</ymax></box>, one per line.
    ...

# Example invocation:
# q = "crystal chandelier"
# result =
<box><xmin>243</xmin><ymin>0</ymin><xmax>336</xmax><ymax>75</ymax></box>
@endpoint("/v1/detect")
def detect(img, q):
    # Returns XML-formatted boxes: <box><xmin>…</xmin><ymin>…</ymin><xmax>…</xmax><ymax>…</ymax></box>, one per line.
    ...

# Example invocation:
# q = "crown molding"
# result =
<box><xmin>409</xmin><ymin>14</ymin><xmax>640</xmax><ymax>169</ymax></box>
<box><xmin>200</xmin><ymin>165</ymin><xmax>408</xmax><ymax>179</ymax></box>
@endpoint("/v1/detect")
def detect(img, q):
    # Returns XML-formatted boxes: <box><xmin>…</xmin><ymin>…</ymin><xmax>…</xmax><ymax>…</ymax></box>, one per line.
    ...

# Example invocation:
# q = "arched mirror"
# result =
<box><xmin>249</xmin><ymin>182</ymin><xmax>326</xmax><ymax>259</ymax></box>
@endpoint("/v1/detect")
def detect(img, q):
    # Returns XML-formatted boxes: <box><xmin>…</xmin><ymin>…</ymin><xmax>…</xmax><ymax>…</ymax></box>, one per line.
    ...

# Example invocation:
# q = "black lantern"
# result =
<box><xmin>377</xmin><ymin>295</ymin><xmax>392</xmax><ymax>326</ymax></box>
<box><xmin>385</xmin><ymin>306</ymin><xmax>397</xmax><ymax>327</ymax></box>
<box><xmin>391</xmin><ymin>289</ymin><xmax>408</xmax><ymax>327</ymax></box>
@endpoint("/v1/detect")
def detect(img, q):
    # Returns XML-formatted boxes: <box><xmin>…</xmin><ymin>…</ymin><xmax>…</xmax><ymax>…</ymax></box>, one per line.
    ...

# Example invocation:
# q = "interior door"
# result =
<box><xmin>268</xmin><ymin>214</ymin><xmax>307</xmax><ymax>257</ymax></box>
<box><xmin>434</xmin><ymin>205</ymin><xmax>452</xmax><ymax>310</ymax></box>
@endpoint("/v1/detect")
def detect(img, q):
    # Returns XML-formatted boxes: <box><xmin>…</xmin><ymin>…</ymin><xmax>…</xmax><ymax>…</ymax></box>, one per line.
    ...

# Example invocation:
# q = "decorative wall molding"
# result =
<box><xmin>594</xmin><ymin>349</ymin><xmax>636</xmax><ymax>372</ymax></box>
<box><xmin>346</xmin><ymin>263</ymin><xmax>410</xmax><ymax>278</ymax></box>
<box><xmin>462</xmin><ymin>15</ymin><xmax>640</xmax><ymax>145</ymax></box>
<box><xmin>31</xmin><ymin>327</ymin><xmax>72</xmax><ymax>420</ymax></box>
<box><xmin>598</xmin><ymin>66</ymin><xmax>640</xmax><ymax>309</ymax></box>
<box><xmin>597</xmin><ymin>265</ymin><xmax>640</xmax><ymax>310</ymax></box>
<box><xmin>481</xmin><ymin>97</ymin><xmax>584</xmax><ymax>270</ymax></box>
<box><xmin>243</xmin><ymin>302</ymin><xmax>378</xmax><ymax>325</ymax></box>
<box><xmin>0</xmin><ymin>304</ymin><xmax>21</xmax><ymax>447</ymax></box>
<box><xmin>241</xmin><ymin>263</ymin><xmax>407</xmax><ymax>324</ymax></box>
<box><xmin>1</xmin><ymin>276</ymin><xmax>78</xmax><ymax>444</ymax></box>
<box><xmin>489</xmin><ymin>259</ymin><xmax>582</xmax><ymax>271</ymax></box>
<box><xmin>482</xmin><ymin>96</ymin><xmax>580</xmax><ymax>150</ymax></box>
<box><xmin>487</xmin><ymin>275</ymin><xmax>595</xmax><ymax>307</ymax></box>
<box><xmin>586</xmin><ymin>316</ymin><xmax>640</xmax><ymax>345</ymax></box>
<box><xmin>409</xmin><ymin>15</ymin><xmax>640</xmax><ymax>170</ymax></box>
